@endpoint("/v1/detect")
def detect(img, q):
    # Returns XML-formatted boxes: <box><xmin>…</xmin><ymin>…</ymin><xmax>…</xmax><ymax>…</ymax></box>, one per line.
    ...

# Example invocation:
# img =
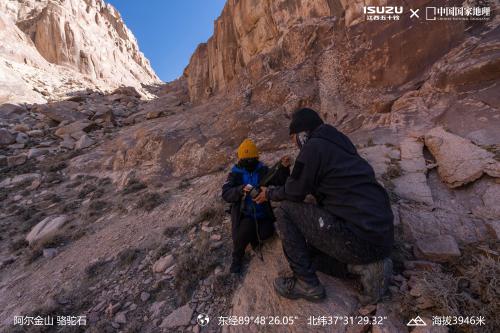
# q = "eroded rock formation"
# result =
<box><xmin>0</xmin><ymin>0</ymin><xmax>160</xmax><ymax>104</ymax></box>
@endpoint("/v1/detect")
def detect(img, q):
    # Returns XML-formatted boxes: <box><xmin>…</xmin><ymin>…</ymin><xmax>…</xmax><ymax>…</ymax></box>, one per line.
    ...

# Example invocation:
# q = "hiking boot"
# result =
<box><xmin>230</xmin><ymin>259</ymin><xmax>243</xmax><ymax>274</ymax></box>
<box><xmin>348</xmin><ymin>258</ymin><xmax>392</xmax><ymax>305</ymax></box>
<box><xmin>273</xmin><ymin>275</ymin><xmax>326</xmax><ymax>302</ymax></box>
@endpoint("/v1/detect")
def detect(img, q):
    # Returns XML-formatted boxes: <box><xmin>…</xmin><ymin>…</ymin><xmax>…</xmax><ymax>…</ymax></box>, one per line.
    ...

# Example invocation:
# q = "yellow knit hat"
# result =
<box><xmin>237</xmin><ymin>139</ymin><xmax>259</xmax><ymax>159</ymax></box>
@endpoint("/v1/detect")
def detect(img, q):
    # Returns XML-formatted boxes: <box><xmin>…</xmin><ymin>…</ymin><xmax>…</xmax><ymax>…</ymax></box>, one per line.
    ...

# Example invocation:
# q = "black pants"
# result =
<box><xmin>275</xmin><ymin>201</ymin><xmax>391</xmax><ymax>284</ymax></box>
<box><xmin>232</xmin><ymin>216</ymin><xmax>274</xmax><ymax>261</ymax></box>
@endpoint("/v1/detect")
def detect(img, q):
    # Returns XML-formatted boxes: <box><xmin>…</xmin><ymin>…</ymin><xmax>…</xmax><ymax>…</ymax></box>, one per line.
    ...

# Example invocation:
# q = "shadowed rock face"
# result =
<box><xmin>183</xmin><ymin>0</ymin><xmax>465</xmax><ymax>103</ymax></box>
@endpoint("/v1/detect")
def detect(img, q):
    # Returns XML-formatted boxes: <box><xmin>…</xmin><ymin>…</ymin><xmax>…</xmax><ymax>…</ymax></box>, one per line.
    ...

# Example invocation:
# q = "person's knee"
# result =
<box><xmin>275</xmin><ymin>201</ymin><xmax>304</xmax><ymax>239</ymax></box>
<box><xmin>275</xmin><ymin>201</ymin><xmax>298</xmax><ymax>220</ymax></box>
<box><xmin>274</xmin><ymin>204</ymin><xmax>289</xmax><ymax>233</ymax></box>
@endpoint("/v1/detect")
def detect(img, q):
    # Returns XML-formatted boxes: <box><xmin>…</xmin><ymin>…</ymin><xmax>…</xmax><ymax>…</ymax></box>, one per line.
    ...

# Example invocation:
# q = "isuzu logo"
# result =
<box><xmin>363</xmin><ymin>6</ymin><xmax>403</xmax><ymax>14</ymax></box>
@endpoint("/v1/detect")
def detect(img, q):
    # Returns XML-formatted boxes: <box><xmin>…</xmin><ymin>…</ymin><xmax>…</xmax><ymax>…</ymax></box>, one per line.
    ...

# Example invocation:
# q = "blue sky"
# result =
<box><xmin>108</xmin><ymin>0</ymin><xmax>226</xmax><ymax>82</ymax></box>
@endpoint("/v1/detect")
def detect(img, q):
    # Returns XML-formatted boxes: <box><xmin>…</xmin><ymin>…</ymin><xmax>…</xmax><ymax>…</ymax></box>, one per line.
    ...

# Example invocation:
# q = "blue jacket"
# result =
<box><xmin>231</xmin><ymin>162</ymin><xmax>267</xmax><ymax>219</ymax></box>
<box><xmin>222</xmin><ymin>161</ymin><xmax>290</xmax><ymax>230</ymax></box>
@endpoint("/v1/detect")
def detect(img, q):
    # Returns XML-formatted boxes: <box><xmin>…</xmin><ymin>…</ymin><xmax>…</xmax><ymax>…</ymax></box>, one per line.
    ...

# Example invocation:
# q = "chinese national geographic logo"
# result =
<box><xmin>363</xmin><ymin>4</ymin><xmax>492</xmax><ymax>22</ymax></box>
<box><xmin>425</xmin><ymin>6</ymin><xmax>491</xmax><ymax>21</ymax></box>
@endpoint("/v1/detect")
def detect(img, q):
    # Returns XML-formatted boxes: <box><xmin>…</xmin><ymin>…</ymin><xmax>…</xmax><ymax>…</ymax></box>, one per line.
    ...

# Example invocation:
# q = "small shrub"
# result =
<box><xmin>47</xmin><ymin>193</ymin><xmax>62</xmax><ymax>203</ymax></box>
<box><xmin>85</xmin><ymin>260</ymin><xmax>109</xmax><ymax>278</ymax></box>
<box><xmin>49</xmin><ymin>161</ymin><xmax>67</xmax><ymax>172</ymax></box>
<box><xmin>42</xmin><ymin>234</ymin><xmax>68</xmax><ymax>248</ymax></box>
<box><xmin>89</xmin><ymin>200</ymin><xmax>108</xmax><ymax>212</ymax></box>
<box><xmin>136</xmin><ymin>192</ymin><xmax>164</xmax><ymax>210</ymax></box>
<box><xmin>153</xmin><ymin>242</ymin><xmax>173</xmax><ymax>261</ymax></box>
<box><xmin>78</xmin><ymin>183</ymin><xmax>97</xmax><ymax>199</ymax></box>
<box><xmin>27</xmin><ymin>249</ymin><xmax>42</xmax><ymax>264</ymax></box>
<box><xmin>382</xmin><ymin>160</ymin><xmax>402</xmax><ymax>180</ymax></box>
<box><xmin>163</xmin><ymin>226</ymin><xmax>179</xmax><ymax>237</ymax></box>
<box><xmin>118</xmin><ymin>248</ymin><xmax>140</xmax><ymax>266</ymax></box>
<box><xmin>177</xmin><ymin>178</ymin><xmax>191</xmax><ymax>190</ymax></box>
<box><xmin>419</xmin><ymin>254</ymin><xmax>500</xmax><ymax>333</ymax></box>
<box><xmin>173</xmin><ymin>233</ymin><xmax>222</xmax><ymax>303</ymax></box>
<box><xmin>18</xmin><ymin>206</ymin><xmax>38</xmax><ymax>221</ymax></box>
<box><xmin>122</xmin><ymin>179</ymin><xmax>147</xmax><ymax>195</ymax></box>
<box><xmin>62</xmin><ymin>200</ymin><xmax>81</xmax><ymax>213</ymax></box>
<box><xmin>197</xmin><ymin>208</ymin><xmax>217</xmax><ymax>222</ymax></box>
<box><xmin>9</xmin><ymin>239</ymin><xmax>28</xmax><ymax>251</ymax></box>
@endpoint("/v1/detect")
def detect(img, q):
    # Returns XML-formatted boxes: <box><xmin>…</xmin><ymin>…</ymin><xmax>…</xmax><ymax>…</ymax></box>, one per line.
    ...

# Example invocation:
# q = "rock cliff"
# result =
<box><xmin>0</xmin><ymin>0</ymin><xmax>160</xmax><ymax>104</ymax></box>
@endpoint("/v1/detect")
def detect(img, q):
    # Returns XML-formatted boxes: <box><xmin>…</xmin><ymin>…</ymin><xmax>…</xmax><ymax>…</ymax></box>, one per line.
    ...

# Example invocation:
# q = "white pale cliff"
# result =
<box><xmin>0</xmin><ymin>0</ymin><xmax>160</xmax><ymax>104</ymax></box>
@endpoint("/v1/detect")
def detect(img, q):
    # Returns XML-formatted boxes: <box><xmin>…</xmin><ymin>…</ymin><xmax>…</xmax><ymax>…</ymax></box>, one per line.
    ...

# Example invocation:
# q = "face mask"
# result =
<box><xmin>238</xmin><ymin>158</ymin><xmax>259</xmax><ymax>172</ymax></box>
<box><xmin>295</xmin><ymin>132</ymin><xmax>309</xmax><ymax>149</ymax></box>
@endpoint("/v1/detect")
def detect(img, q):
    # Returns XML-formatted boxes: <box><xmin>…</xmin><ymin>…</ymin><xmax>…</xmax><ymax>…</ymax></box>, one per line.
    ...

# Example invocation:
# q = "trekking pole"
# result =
<box><xmin>252</xmin><ymin>204</ymin><xmax>264</xmax><ymax>261</ymax></box>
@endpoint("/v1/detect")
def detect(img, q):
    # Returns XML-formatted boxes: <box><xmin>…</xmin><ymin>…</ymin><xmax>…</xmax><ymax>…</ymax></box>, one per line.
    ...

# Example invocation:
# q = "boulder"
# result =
<box><xmin>414</xmin><ymin>235</ymin><xmax>461</xmax><ymax>263</ymax></box>
<box><xmin>0</xmin><ymin>128</ymin><xmax>15</xmax><ymax>146</ymax></box>
<box><xmin>399</xmin><ymin>205</ymin><xmax>488</xmax><ymax>244</ymax></box>
<box><xmin>146</xmin><ymin>110</ymin><xmax>162</xmax><ymax>119</ymax></box>
<box><xmin>393</xmin><ymin>174</ymin><xmax>434</xmax><ymax>206</ymax></box>
<box><xmin>477</xmin><ymin>184</ymin><xmax>500</xmax><ymax>220</ymax></box>
<box><xmin>485</xmin><ymin>221</ymin><xmax>500</xmax><ymax>240</ymax></box>
<box><xmin>160</xmin><ymin>304</ymin><xmax>193</xmax><ymax>329</ymax></box>
<box><xmin>43</xmin><ymin>248</ymin><xmax>58</xmax><ymax>259</ymax></box>
<box><xmin>8</xmin><ymin>143</ymin><xmax>25</xmax><ymax>149</ymax></box>
<box><xmin>75</xmin><ymin>135</ymin><xmax>95</xmax><ymax>150</ymax></box>
<box><xmin>38</xmin><ymin>101</ymin><xmax>87</xmax><ymax>123</ymax></box>
<box><xmin>371</xmin><ymin>303</ymin><xmax>408</xmax><ymax>333</ymax></box>
<box><xmin>424</xmin><ymin>127</ymin><xmax>498</xmax><ymax>188</ymax></box>
<box><xmin>15</xmin><ymin>132</ymin><xmax>29</xmax><ymax>144</ymax></box>
<box><xmin>0</xmin><ymin>173</ymin><xmax>41</xmax><ymax>188</ymax></box>
<box><xmin>13</xmin><ymin>124</ymin><xmax>30</xmax><ymax>133</ymax></box>
<box><xmin>26</xmin><ymin>215</ymin><xmax>69</xmax><ymax>248</ymax></box>
<box><xmin>27</xmin><ymin>148</ymin><xmax>48</xmax><ymax>159</ymax></box>
<box><xmin>27</xmin><ymin>129</ymin><xmax>44</xmax><ymax>137</ymax></box>
<box><xmin>114</xmin><ymin>311</ymin><xmax>127</xmax><ymax>324</ymax></box>
<box><xmin>140</xmin><ymin>292</ymin><xmax>150</xmax><ymax>302</ymax></box>
<box><xmin>358</xmin><ymin>145</ymin><xmax>400</xmax><ymax>178</ymax></box>
<box><xmin>92</xmin><ymin>109</ymin><xmax>116</xmax><ymax>126</ymax></box>
<box><xmin>112</xmin><ymin>86</ymin><xmax>141</xmax><ymax>98</ymax></box>
<box><xmin>54</xmin><ymin>120</ymin><xmax>94</xmax><ymax>139</ymax></box>
<box><xmin>392</xmin><ymin>138</ymin><xmax>434</xmax><ymax>205</ymax></box>
<box><xmin>229</xmin><ymin>238</ymin><xmax>359</xmax><ymax>333</ymax></box>
<box><xmin>152</xmin><ymin>254</ymin><xmax>174</xmax><ymax>273</ymax></box>
<box><xmin>149</xmin><ymin>301</ymin><xmax>166</xmax><ymax>318</ymax></box>
<box><xmin>60</xmin><ymin>136</ymin><xmax>75</xmax><ymax>149</ymax></box>
<box><xmin>0</xmin><ymin>103</ymin><xmax>26</xmax><ymax>120</ymax></box>
<box><xmin>7</xmin><ymin>154</ymin><xmax>27</xmax><ymax>167</ymax></box>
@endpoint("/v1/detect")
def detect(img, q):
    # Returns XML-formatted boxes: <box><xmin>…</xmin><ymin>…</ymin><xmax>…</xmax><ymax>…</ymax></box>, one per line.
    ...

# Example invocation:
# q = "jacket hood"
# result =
<box><xmin>310</xmin><ymin>124</ymin><xmax>357</xmax><ymax>155</ymax></box>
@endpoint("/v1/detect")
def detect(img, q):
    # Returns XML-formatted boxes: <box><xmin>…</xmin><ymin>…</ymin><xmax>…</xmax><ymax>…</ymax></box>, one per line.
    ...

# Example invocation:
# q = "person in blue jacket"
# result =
<box><xmin>222</xmin><ymin>139</ymin><xmax>290</xmax><ymax>273</ymax></box>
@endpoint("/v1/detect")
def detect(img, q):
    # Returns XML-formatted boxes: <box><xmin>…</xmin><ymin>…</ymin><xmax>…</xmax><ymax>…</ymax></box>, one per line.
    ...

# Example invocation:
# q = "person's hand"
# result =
<box><xmin>253</xmin><ymin>186</ymin><xmax>268</xmax><ymax>204</ymax></box>
<box><xmin>243</xmin><ymin>184</ymin><xmax>253</xmax><ymax>194</ymax></box>
<box><xmin>281</xmin><ymin>155</ymin><xmax>292</xmax><ymax>167</ymax></box>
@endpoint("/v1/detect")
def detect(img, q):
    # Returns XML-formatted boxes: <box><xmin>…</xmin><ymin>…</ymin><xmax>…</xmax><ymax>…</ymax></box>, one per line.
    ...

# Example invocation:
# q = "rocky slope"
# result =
<box><xmin>0</xmin><ymin>0</ymin><xmax>160</xmax><ymax>105</ymax></box>
<box><xmin>0</xmin><ymin>1</ymin><xmax>499</xmax><ymax>333</ymax></box>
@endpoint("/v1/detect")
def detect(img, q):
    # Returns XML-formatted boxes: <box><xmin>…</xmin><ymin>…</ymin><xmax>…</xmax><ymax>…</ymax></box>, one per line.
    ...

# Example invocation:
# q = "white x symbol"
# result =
<box><xmin>410</xmin><ymin>9</ymin><xmax>420</xmax><ymax>18</ymax></box>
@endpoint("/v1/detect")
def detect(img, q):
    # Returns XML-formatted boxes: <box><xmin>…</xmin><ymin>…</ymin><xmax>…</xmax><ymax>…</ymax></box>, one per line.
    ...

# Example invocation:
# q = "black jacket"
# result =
<box><xmin>222</xmin><ymin>163</ymin><xmax>290</xmax><ymax>227</ymax></box>
<box><xmin>268</xmin><ymin>124</ymin><xmax>394</xmax><ymax>246</ymax></box>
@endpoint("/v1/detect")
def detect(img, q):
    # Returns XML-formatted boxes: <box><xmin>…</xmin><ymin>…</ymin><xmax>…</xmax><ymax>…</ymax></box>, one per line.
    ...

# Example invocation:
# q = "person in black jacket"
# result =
<box><xmin>254</xmin><ymin>108</ymin><xmax>394</xmax><ymax>304</ymax></box>
<box><xmin>222</xmin><ymin>139</ymin><xmax>290</xmax><ymax>274</ymax></box>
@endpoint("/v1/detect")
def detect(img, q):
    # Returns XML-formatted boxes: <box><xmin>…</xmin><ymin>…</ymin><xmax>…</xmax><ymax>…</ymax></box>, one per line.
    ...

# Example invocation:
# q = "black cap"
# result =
<box><xmin>289</xmin><ymin>108</ymin><xmax>324</xmax><ymax>134</ymax></box>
